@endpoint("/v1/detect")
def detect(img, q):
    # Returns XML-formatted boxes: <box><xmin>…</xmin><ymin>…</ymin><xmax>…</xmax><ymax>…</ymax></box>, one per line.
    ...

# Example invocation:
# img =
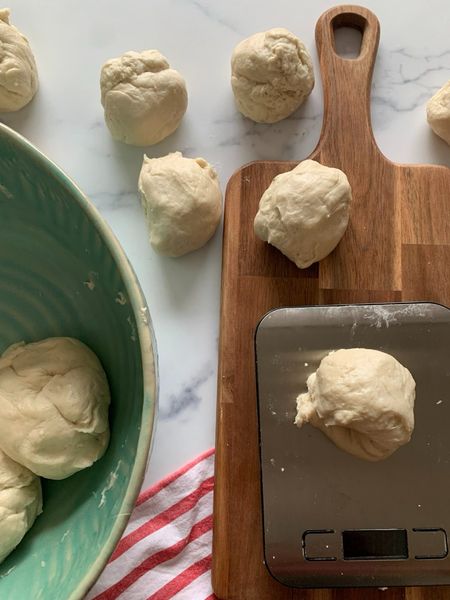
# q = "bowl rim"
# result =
<box><xmin>0</xmin><ymin>122</ymin><xmax>158</xmax><ymax>598</ymax></box>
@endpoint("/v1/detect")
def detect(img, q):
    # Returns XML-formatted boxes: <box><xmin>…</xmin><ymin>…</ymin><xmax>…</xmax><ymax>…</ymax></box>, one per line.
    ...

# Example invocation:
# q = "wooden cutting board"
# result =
<box><xmin>212</xmin><ymin>5</ymin><xmax>450</xmax><ymax>600</ymax></box>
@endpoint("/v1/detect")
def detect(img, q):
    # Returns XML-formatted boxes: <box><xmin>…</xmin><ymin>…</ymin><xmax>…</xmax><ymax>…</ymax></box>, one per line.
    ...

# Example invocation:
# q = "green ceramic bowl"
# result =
<box><xmin>0</xmin><ymin>123</ymin><xmax>157</xmax><ymax>599</ymax></box>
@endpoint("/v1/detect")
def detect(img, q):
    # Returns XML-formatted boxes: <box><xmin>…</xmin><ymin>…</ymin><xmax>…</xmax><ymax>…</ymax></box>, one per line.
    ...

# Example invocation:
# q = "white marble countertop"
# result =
<box><xmin>3</xmin><ymin>0</ymin><xmax>449</xmax><ymax>488</ymax></box>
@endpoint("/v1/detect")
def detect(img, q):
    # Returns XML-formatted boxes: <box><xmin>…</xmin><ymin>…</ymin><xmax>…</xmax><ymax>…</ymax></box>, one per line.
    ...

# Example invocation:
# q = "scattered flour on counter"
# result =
<box><xmin>98</xmin><ymin>460</ymin><xmax>122</xmax><ymax>508</ymax></box>
<box><xmin>83</xmin><ymin>271</ymin><xmax>98</xmax><ymax>291</ymax></box>
<box><xmin>60</xmin><ymin>530</ymin><xmax>70</xmax><ymax>543</ymax></box>
<box><xmin>115</xmin><ymin>291</ymin><xmax>127</xmax><ymax>305</ymax></box>
<box><xmin>321</xmin><ymin>303</ymin><xmax>430</xmax><ymax>331</ymax></box>
<box><xmin>0</xmin><ymin>184</ymin><xmax>13</xmax><ymax>199</ymax></box>
<box><xmin>364</xmin><ymin>303</ymin><xmax>428</xmax><ymax>329</ymax></box>
<box><xmin>127</xmin><ymin>316</ymin><xmax>137</xmax><ymax>342</ymax></box>
<box><xmin>364</xmin><ymin>305</ymin><xmax>399</xmax><ymax>328</ymax></box>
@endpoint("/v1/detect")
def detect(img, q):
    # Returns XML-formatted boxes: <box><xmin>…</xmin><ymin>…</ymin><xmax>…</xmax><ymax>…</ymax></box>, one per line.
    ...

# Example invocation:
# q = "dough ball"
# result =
<box><xmin>254</xmin><ymin>159</ymin><xmax>352</xmax><ymax>268</ymax></box>
<box><xmin>295</xmin><ymin>348</ymin><xmax>416</xmax><ymax>461</ymax></box>
<box><xmin>0</xmin><ymin>9</ymin><xmax>38</xmax><ymax>112</ymax></box>
<box><xmin>231</xmin><ymin>28</ymin><xmax>314</xmax><ymax>123</ymax></box>
<box><xmin>426</xmin><ymin>80</ymin><xmax>450</xmax><ymax>145</ymax></box>
<box><xmin>0</xmin><ymin>337</ymin><xmax>110</xmax><ymax>480</ymax></box>
<box><xmin>0</xmin><ymin>449</ymin><xmax>42</xmax><ymax>564</ymax></box>
<box><xmin>138</xmin><ymin>151</ymin><xmax>222</xmax><ymax>257</ymax></box>
<box><xmin>100</xmin><ymin>49</ymin><xmax>187</xmax><ymax>146</ymax></box>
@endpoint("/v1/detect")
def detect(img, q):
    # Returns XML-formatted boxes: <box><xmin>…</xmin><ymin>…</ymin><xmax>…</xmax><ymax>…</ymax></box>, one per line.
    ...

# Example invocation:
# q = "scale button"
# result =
<box><xmin>411</xmin><ymin>529</ymin><xmax>448</xmax><ymax>559</ymax></box>
<box><xmin>303</xmin><ymin>530</ymin><xmax>337</xmax><ymax>561</ymax></box>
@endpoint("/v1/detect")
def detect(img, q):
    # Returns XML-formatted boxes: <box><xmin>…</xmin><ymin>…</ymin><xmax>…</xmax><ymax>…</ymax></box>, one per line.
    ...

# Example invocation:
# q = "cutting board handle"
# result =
<box><xmin>315</xmin><ymin>5</ymin><xmax>381</xmax><ymax>157</ymax></box>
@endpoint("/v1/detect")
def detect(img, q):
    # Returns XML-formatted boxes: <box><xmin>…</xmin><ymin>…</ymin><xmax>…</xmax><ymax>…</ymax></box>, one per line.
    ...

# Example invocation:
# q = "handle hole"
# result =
<box><xmin>333</xmin><ymin>26</ymin><xmax>363</xmax><ymax>59</ymax></box>
<box><xmin>331</xmin><ymin>13</ymin><xmax>366</xmax><ymax>60</ymax></box>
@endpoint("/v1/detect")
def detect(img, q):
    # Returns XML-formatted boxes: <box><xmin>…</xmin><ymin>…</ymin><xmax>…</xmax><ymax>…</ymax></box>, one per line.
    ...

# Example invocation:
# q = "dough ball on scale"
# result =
<box><xmin>295</xmin><ymin>348</ymin><xmax>416</xmax><ymax>461</ymax></box>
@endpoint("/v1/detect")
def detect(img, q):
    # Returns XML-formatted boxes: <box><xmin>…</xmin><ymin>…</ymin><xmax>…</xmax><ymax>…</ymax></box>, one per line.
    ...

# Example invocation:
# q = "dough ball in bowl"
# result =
<box><xmin>0</xmin><ymin>9</ymin><xmax>38</xmax><ymax>112</ymax></box>
<box><xmin>254</xmin><ymin>159</ymin><xmax>352</xmax><ymax>268</ymax></box>
<box><xmin>426</xmin><ymin>80</ymin><xmax>450</xmax><ymax>145</ymax></box>
<box><xmin>0</xmin><ymin>449</ymin><xmax>42</xmax><ymax>564</ymax></box>
<box><xmin>138</xmin><ymin>151</ymin><xmax>222</xmax><ymax>257</ymax></box>
<box><xmin>100</xmin><ymin>49</ymin><xmax>187</xmax><ymax>146</ymax></box>
<box><xmin>0</xmin><ymin>337</ymin><xmax>110</xmax><ymax>480</ymax></box>
<box><xmin>231</xmin><ymin>28</ymin><xmax>314</xmax><ymax>123</ymax></box>
<box><xmin>295</xmin><ymin>348</ymin><xmax>416</xmax><ymax>461</ymax></box>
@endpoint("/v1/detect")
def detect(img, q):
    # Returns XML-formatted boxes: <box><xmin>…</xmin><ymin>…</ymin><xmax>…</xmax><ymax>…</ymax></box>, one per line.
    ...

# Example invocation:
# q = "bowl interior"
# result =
<box><xmin>0</xmin><ymin>126</ymin><xmax>156</xmax><ymax>599</ymax></box>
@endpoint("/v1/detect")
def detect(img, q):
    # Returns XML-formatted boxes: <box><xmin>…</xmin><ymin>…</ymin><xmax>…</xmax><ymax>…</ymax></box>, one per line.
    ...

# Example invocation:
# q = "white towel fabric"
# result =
<box><xmin>87</xmin><ymin>449</ymin><xmax>215</xmax><ymax>600</ymax></box>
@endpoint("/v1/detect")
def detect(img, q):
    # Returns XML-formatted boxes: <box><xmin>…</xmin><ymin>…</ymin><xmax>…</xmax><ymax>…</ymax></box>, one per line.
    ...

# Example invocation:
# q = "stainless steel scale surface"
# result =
<box><xmin>255</xmin><ymin>302</ymin><xmax>450</xmax><ymax>588</ymax></box>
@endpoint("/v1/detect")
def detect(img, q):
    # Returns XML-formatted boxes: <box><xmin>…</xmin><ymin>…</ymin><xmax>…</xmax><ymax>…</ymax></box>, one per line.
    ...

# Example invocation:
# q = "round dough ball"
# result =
<box><xmin>254</xmin><ymin>159</ymin><xmax>352</xmax><ymax>268</ymax></box>
<box><xmin>0</xmin><ymin>449</ymin><xmax>42</xmax><ymax>564</ymax></box>
<box><xmin>0</xmin><ymin>9</ymin><xmax>38</xmax><ymax>112</ymax></box>
<box><xmin>295</xmin><ymin>348</ymin><xmax>416</xmax><ymax>461</ymax></box>
<box><xmin>138</xmin><ymin>151</ymin><xmax>222</xmax><ymax>257</ymax></box>
<box><xmin>426</xmin><ymin>80</ymin><xmax>450</xmax><ymax>145</ymax></box>
<box><xmin>231</xmin><ymin>28</ymin><xmax>314</xmax><ymax>123</ymax></box>
<box><xmin>100</xmin><ymin>49</ymin><xmax>188</xmax><ymax>146</ymax></box>
<box><xmin>0</xmin><ymin>337</ymin><xmax>110</xmax><ymax>480</ymax></box>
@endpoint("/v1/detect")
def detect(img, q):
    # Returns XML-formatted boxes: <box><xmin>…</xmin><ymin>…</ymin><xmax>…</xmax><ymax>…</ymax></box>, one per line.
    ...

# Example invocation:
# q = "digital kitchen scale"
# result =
<box><xmin>255</xmin><ymin>302</ymin><xmax>450</xmax><ymax>588</ymax></box>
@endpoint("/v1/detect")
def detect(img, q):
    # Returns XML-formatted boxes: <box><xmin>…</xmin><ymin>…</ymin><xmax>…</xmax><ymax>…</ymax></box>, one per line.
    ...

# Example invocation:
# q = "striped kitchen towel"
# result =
<box><xmin>87</xmin><ymin>448</ymin><xmax>216</xmax><ymax>600</ymax></box>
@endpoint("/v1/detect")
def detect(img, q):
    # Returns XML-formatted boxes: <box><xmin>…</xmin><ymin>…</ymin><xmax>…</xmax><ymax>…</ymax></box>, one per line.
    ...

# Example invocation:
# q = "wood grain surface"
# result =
<box><xmin>212</xmin><ymin>5</ymin><xmax>450</xmax><ymax>600</ymax></box>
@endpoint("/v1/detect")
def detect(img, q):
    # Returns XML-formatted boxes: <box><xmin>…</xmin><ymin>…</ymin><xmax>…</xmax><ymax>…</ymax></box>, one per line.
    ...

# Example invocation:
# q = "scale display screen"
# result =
<box><xmin>342</xmin><ymin>529</ymin><xmax>408</xmax><ymax>560</ymax></box>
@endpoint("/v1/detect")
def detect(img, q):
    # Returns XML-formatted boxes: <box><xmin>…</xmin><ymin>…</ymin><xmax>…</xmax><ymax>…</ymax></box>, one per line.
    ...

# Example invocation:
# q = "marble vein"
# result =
<box><xmin>160</xmin><ymin>363</ymin><xmax>215</xmax><ymax>420</ymax></box>
<box><xmin>89</xmin><ymin>191</ymin><xmax>138</xmax><ymax>211</ymax></box>
<box><xmin>371</xmin><ymin>46</ymin><xmax>450</xmax><ymax>116</ymax></box>
<box><xmin>180</xmin><ymin>0</ymin><xmax>242</xmax><ymax>35</ymax></box>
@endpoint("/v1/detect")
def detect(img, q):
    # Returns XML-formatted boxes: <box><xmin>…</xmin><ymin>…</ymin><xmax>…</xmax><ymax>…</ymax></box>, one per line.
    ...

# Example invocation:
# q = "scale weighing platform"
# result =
<box><xmin>255</xmin><ymin>302</ymin><xmax>450</xmax><ymax>588</ymax></box>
